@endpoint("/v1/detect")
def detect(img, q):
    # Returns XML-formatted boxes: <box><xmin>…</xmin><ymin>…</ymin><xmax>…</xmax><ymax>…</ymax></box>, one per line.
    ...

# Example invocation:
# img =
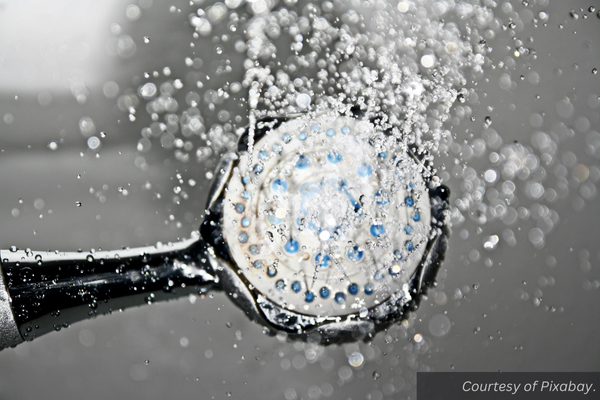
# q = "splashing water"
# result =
<box><xmin>131</xmin><ymin>0</ymin><xmax>504</xmax><ymax>232</ymax></box>
<box><xmin>127</xmin><ymin>1</ymin><xmax>569</xmax><ymax>306</ymax></box>
<box><xmin>119</xmin><ymin>0</ymin><xmax>600</xmax><ymax>397</ymax></box>
<box><xmin>129</xmin><ymin>1</ymin><xmax>569</xmax><ymax>258</ymax></box>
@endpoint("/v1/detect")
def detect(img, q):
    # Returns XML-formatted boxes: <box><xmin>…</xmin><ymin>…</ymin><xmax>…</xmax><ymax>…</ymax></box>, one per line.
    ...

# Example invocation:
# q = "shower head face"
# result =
<box><xmin>216</xmin><ymin>112</ymin><xmax>440</xmax><ymax>329</ymax></box>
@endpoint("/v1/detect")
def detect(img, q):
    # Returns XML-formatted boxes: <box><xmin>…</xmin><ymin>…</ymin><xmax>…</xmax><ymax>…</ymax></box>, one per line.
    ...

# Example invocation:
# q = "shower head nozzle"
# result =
<box><xmin>202</xmin><ymin>110</ymin><xmax>450</xmax><ymax>343</ymax></box>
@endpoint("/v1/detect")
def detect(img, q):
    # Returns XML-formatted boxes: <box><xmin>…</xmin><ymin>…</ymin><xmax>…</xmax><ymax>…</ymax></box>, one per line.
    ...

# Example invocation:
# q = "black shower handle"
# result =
<box><xmin>0</xmin><ymin>238</ymin><xmax>217</xmax><ymax>349</ymax></box>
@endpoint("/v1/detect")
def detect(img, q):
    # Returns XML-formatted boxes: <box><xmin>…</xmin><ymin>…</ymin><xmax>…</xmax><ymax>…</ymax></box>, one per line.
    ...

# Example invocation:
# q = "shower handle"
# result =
<box><xmin>0</xmin><ymin>238</ymin><xmax>217</xmax><ymax>349</ymax></box>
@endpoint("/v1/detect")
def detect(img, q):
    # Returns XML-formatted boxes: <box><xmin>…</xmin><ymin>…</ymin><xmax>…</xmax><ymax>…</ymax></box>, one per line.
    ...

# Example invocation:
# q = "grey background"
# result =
<box><xmin>0</xmin><ymin>0</ymin><xmax>598</xmax><ymax>399</ymax></box>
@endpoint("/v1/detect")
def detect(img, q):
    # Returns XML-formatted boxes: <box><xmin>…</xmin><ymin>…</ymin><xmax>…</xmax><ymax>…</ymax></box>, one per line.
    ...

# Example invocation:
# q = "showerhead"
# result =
<box><xmin>202</xmin><ymin>109</ymin><xmax>450</xmax><ymax>343</ymax></box>
<box><xmin>0</xmin><ymin>109</ymin><xmax>449</xmax><ymax>348</ymax></box>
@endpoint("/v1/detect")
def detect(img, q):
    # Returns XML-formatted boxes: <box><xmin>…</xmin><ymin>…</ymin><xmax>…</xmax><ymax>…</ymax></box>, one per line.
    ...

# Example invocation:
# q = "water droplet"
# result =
<box><xmin>483</xmin><ymin>235</ymin><xmax>499</xmax><ymax>251</ymax></box>
<box><xmin>295</xmin><ymin>93</ymin><xmax>311</xmax><ymax>109</ymax></box>
<box><xmin>79</xmin><ymin>117</ymin><xmax>96</xmax><ymax>137</ymax></box>
<box><xmin>397</xmin><ymin>2</ymin><xmax>409</xmax><ymax>13</ymax></box>
<box><xmin>428</xmin><ymin>314</ymin><xmax>452</xmax><ymax>337</ymax></box>
<box><xmin>348</xmin><ymin>352</ymin><xmax>364</xmax><ymax>367</ymax></box>
<box><xmin>125</xmin><ymin>4</ymin><xmax>141</xmax><ymax>20</ymax></box>
<box><xmin>87</xmin><ymin>136</ymin><xmax>101</xmax><ymax>150</ymax></box>
<box><xmin>421</xmin><ymin>54</ymin><xmax>436</xmax><ymax>68</ymax></box>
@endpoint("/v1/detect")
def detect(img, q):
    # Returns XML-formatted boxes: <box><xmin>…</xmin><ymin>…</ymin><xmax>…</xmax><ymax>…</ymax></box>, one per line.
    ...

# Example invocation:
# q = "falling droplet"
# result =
<box><xmin>483</xmin><ymin>235</ymin><xmax>499</xmax><ymax>251</ymax></box>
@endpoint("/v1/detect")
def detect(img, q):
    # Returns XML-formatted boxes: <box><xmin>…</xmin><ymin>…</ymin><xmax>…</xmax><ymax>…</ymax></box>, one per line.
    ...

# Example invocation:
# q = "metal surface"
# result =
<box><xmin>1</xmin><ymin>238</ymin><xmax>215</xmax><ymax>341</ymax></box>
<box><xmin>0</xmin><ymin>267</ymin><xmax>23</xmax><ymax>350</ymax></box>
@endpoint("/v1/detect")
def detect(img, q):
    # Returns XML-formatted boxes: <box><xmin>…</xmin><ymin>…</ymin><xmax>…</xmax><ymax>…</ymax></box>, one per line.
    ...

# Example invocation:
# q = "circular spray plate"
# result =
<box><xmin>222</xmin><ymin>113</ymin><xmax>434</xmax><ymax>318</ymax></box>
